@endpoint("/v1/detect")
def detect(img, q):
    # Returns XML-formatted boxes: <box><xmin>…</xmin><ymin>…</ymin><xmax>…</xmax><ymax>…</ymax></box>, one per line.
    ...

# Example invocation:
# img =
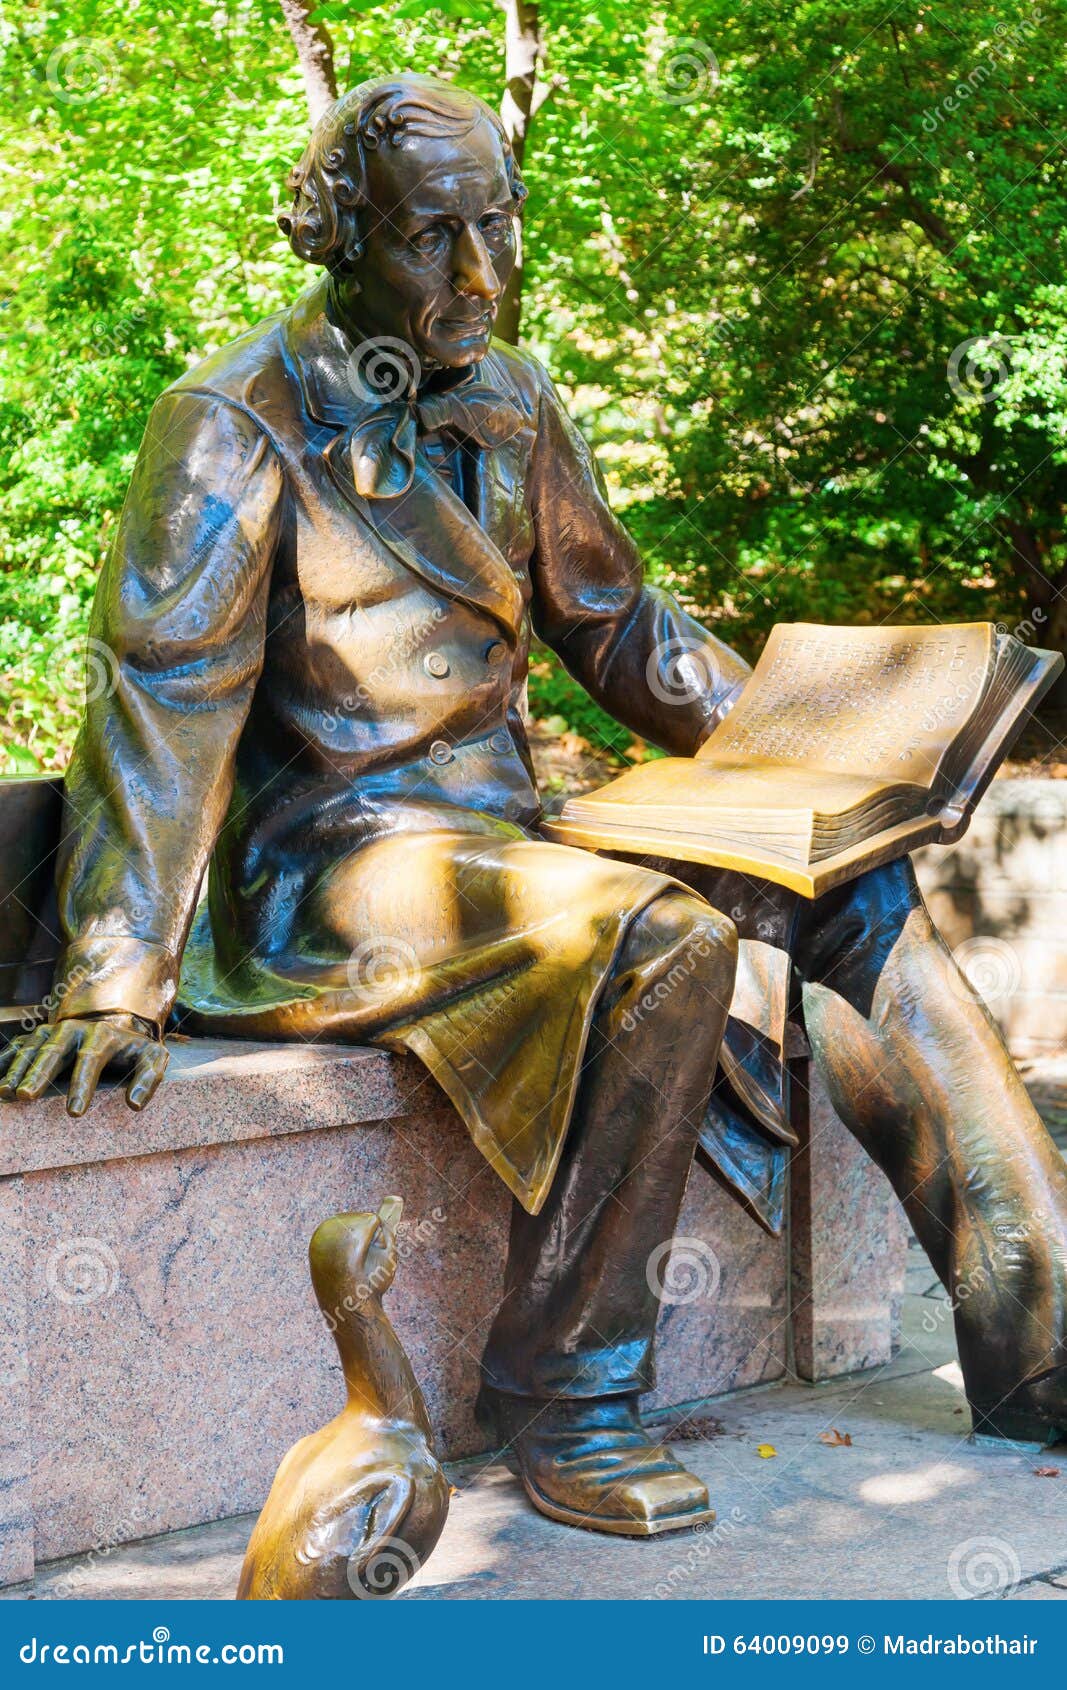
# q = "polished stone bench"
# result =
<box><xmin>0</xmin><ymin>1034</ymin><xmax>907</xmax><ymax>1587</ymax></box>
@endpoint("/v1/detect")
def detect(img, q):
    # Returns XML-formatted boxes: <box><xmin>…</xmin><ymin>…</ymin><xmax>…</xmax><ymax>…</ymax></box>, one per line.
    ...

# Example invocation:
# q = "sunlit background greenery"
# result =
<box><xmin>2</xmin><ymin>0</ymin><xmax>1065</xmax><ymax>771</ymax></box>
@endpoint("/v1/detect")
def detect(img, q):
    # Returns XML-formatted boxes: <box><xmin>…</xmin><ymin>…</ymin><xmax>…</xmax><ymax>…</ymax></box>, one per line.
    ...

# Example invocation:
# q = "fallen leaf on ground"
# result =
<box><xmin>1033</xmin><ymin>1466</ymin><xmax>1060</xmax><ymax>1478</ymax></box>
<box><xmin>756</xmin><ymin>1443</ymin><xmax>777</xmax><ymax>1459</ymax></box>
<box><xmin>819</xmin><ymin>1427</ymin><xmax>853</xmax><ymax>1447</ymax></box>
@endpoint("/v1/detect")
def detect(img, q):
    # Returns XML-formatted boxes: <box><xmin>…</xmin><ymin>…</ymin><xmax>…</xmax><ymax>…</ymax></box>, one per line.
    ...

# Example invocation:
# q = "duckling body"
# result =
<box><xmin>238</xmin><ymin>1199</ymin><xmax>449</xmax><ymax>1600</ymax></box>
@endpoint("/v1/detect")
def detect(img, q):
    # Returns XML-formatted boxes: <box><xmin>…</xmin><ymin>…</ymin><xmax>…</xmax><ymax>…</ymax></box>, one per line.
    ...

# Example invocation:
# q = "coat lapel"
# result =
<box><xmin>285</xmin><ymin>282</ymin><xmax>529</xmax><ymax>638</ymax></box>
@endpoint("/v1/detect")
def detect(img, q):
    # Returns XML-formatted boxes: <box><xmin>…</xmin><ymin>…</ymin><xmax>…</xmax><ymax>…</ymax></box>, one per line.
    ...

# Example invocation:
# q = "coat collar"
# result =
<box><xmin>285</xmin><ymin>277</ymin><xmax>359</xmax><ymax>429</ymax></box>
<box><xmin>283</xmin><ymin>279</ymin><xmax>529</xmax><ymax>638</ymax></box>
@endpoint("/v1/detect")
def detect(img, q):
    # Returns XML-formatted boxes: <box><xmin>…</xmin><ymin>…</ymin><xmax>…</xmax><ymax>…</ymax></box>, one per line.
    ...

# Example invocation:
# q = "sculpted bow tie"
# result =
<box><xmin>345</xmin><ymin>380</ymin><xmax>526</xmax><ymax>499</ymax></box>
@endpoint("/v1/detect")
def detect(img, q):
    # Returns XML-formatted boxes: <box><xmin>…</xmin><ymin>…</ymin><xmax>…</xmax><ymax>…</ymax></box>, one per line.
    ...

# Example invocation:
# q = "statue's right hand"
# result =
<box><xmin>0</xmin><ymin>1014</ymin><xmax>168</xmax><ymax>1117</ymax></box>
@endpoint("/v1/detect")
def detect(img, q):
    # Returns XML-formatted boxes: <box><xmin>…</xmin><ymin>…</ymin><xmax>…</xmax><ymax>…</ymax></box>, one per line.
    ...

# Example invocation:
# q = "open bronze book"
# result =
<box><xmin>543</xmin><ymin>622</ymin><xmax>1063</xmax><ymax>897</ymax></box>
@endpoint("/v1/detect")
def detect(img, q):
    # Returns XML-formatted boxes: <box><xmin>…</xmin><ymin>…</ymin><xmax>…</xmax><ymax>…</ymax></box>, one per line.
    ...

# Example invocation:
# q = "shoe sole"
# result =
<box><xmin>521</xmin><ymin>1474</ymin><xmax>716</xmax><ymax>1538</ymax></box>
<box><xmin>970</xmin><ymin>1407</ymin><xmax>1067</xmax><ymax>1449</ymax></box>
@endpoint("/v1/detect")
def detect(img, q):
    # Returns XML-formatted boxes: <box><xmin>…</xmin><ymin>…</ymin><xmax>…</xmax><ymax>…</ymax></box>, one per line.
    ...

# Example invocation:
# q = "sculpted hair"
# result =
<box><xmin>279</xmin><ymin>75</ymin><xmax>527</xmax><ymax>273</ymax></box>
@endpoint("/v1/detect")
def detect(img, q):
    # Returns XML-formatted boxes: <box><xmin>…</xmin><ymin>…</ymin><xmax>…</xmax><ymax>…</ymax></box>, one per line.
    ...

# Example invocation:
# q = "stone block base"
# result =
<box><xmin>0</xmin><ymin>1037</ymin><xmax>905</xmax><ymax>1585</ymax></box>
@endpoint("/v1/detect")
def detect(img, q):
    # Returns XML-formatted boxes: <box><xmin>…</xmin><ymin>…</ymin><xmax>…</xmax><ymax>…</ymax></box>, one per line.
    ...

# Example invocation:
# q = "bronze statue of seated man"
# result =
<box><xmin>3</xmin><ymin>75</ymin><xmax>1065</xmax><ymax>1536</ymax></box>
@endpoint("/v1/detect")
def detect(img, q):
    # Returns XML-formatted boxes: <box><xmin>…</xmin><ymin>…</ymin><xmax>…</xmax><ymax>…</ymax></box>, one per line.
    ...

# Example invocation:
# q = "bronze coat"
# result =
<box><xmin>54</xmin><ymin>278</ymin><xmax>755</xmax><ymax>1213</ymax></box>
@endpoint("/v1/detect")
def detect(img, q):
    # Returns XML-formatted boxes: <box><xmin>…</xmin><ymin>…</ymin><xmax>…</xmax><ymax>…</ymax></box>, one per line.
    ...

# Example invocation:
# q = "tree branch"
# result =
<box><xmin>495</xmin><ymin>0</ymin><xmax>546</xmax><ymax>344</ymax></box>
<box><xmin>279</xmin><ymin>0</ymin><xmax>337</xmax><ymax>126</ymax></box>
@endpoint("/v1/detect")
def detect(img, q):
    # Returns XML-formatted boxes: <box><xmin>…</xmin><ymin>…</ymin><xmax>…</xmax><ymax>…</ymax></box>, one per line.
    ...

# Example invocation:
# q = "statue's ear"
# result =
<box><xmin>376</xmin><ymin>1195</ymin><xmax>403</xmax><ymax>1238</ymax></box>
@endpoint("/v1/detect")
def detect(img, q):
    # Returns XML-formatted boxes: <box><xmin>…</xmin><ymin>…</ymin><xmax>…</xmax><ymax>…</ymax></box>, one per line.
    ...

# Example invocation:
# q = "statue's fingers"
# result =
<box><xmin>13</xmin><ymin>1023</ymin><xmax>83</xmax><ymax>1100</ymax></box>
<box><xmin>65</xmin><ymin>1027</ymin><xmax>121</xmax><ymax>1118</ymax></box>
<box><xmin>0</xmin><ymin>1027</ymin><xmax>55</xmax><ymax>1097</ymax></box>
<box><xmin>0</xmin><ymin>1032</ymin><xmax>36</xmax><ymax>1081</ymax></box>
<box><xmin>125</xmin><ymin>1044</ymin><xmax>169</xmax><ymax>1111</ymax></box>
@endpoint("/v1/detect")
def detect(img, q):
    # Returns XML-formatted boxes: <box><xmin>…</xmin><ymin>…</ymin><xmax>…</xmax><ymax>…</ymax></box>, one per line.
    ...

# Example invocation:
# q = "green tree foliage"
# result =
<box><xmin>1</xmin><ymin>0</ymin><xmax>1064</xmax><ymax>769</ymax></box>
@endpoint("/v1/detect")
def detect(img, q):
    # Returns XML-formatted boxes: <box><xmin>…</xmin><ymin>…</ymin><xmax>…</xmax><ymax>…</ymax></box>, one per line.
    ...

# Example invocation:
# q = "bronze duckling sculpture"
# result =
<box><xmin>238</xmin><ymin>1197</ymin><xmax>450</xmax><ymax>1600</ymax></box>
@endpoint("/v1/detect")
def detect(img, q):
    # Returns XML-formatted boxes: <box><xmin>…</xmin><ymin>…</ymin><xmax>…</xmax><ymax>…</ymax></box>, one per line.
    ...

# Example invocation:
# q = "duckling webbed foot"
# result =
<box><xmin>488</xmin><ymin>1391</ymin><xmax>714</xmax><ymax>1537</ymax></box>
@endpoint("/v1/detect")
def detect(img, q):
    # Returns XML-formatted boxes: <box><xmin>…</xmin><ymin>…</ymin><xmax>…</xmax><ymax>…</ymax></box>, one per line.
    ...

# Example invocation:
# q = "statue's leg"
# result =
<box><xmin>479</xmin><ymin>888</ymin><xmax>737</xmax><ymax>1534</ymax></box>
<box><xmin>798</xmin><ymin>857</ymin><xmax>1067</xmax><ymax>1443</ymax></box>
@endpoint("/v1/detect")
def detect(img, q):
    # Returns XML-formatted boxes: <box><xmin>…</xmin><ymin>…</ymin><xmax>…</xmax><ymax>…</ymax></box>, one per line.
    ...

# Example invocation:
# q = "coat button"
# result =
<box><xmin>486</xmin><ymin>641</ymin><xmax>508</xmax><ymax>665</ymax></box>
<box><xmin>429</xmin><ymin>739</ymin><xmax>454</xmax><ymax>765</ymax></box>
<box><xmin>488</xmin><ymin>731</ymin><xmax>511</xmax><ymax>754</ymax></box>
<box><xmin>424</xmin><ymin>651</ymin><xmax>450</xmax><ymax>678</ymax></box>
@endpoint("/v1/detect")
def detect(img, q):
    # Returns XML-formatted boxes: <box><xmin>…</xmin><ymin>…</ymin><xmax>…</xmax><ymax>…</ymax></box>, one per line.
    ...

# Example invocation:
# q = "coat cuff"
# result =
<box><xmin>695</xmin><ymin>678</ymin><xmax>748</xmax><ymax>747</ymax></box>
<box><xmin>50</xmin><ymin>937</ymin><xmax>178</xmax><ymax>1034</ymax></box>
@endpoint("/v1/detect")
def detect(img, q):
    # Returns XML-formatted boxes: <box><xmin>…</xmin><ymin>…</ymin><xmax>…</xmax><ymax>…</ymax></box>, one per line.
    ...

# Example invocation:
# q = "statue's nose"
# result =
<box><xmin>452</xmin><ymin>224</ymin><xmax>498</xmax><ymax>300</ymax></box>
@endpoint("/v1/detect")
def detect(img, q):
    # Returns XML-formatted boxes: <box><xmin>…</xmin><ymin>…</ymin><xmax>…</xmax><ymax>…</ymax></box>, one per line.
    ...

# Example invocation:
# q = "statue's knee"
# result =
<box><xmin>625</xmin><ymin>891</ymin><xmax>738</xmax><ymax>984</ymax></box>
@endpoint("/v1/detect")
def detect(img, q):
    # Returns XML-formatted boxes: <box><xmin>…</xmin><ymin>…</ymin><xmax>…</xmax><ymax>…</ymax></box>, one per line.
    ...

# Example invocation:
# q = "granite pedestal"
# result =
<box><xmin>0</xmin><ymin>1037</ymin><xmax>906</xmax><ymax>1586</ymax></box>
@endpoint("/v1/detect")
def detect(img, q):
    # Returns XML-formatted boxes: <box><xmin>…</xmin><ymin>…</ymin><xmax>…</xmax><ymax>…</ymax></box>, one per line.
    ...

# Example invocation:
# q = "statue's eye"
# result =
<box><xmin>411</xmin><ymin>224</ymin><xmax>446</xmax><ymax>254</ymax></box>
<box><xmin>479</xmin><ymin>212</ymin><xmax>512</xmax><ymax>245</ymax></box>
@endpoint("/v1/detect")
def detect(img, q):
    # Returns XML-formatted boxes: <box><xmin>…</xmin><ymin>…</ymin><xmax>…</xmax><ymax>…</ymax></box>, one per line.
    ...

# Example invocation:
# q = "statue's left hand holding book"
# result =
<box><xmin>542</xmin><ymin>622</ymin><xmax>1063</xmax><ymax>897</ymax></box>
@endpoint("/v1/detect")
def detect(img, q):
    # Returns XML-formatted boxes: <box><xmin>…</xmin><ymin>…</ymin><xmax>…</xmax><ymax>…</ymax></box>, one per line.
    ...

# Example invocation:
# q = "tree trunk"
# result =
<box><xmin>495</xmin><ymin>0</ymin><xmax>544</xmax><ymax>345</ymax></box>
<box><xmin>279</xmin><ymin>0</ymin><xmax>338</xmax><ymax>126</ymax></box>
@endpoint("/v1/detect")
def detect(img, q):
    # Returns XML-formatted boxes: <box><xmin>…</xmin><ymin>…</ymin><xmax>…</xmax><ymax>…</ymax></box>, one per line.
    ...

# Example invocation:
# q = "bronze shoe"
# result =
<box><xmin>484</xmin><ymin>1391</ymin><xmax>715</xmax><ymax>1537</ymax></box>
<box><xmin>969</xmin><ymin>1362</ymin><xmax>1067</xmax><ymax>1449</ymax></box>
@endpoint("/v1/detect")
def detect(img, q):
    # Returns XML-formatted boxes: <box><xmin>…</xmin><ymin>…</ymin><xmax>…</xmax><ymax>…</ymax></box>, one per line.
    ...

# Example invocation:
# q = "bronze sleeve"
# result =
<box><xmin>52</xmin><ymin>390</ymin><xmax>285</xmax><ymax>1030</ymax></box>
<box><xmin>526</xmin><ymin>367</ymin><xmax>750</xmax><ymax>754</ymax></box>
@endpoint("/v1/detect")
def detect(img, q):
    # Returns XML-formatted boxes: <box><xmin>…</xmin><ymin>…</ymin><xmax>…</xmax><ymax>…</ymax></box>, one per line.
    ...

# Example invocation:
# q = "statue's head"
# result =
<box><xmin>280</xmin><ymin>74</ymin><xmax>527</xmax><ymax>372</ymax></box>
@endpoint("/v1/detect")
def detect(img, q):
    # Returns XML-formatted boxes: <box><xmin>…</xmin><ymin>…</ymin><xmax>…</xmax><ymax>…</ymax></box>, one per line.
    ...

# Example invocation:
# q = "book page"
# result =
<box><xmin>699</xmin><ymin>623</ymin><xmax>994</xmax><ymax>789</ymax></box>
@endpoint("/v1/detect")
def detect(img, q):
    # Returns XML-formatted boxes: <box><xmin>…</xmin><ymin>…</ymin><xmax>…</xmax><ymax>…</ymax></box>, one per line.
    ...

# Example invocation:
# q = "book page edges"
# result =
<box><xmin>540</xmin><ymin>813</ymin><xmax>945</xmax><ymax>899</ymax></box>
<box><xmin>939</xmin><ymin>646</ymin><xmax>1064</xmax><ymax>838</ymax></box>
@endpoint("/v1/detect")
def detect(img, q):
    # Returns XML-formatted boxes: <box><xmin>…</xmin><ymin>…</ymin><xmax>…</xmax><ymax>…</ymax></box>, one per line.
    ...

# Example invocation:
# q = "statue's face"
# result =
<box><xmin>352</xmin><ymin>117</ymin><xmax>517</xmax><ymax>371</ymax></box>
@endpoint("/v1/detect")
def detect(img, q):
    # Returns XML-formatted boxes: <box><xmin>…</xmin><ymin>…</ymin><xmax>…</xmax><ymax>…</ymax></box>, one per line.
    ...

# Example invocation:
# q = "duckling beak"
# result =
<box><xmin>377</xmin><ymin>1195</ymin><xmax>403</xmax><ymax>1234</ymax></box>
